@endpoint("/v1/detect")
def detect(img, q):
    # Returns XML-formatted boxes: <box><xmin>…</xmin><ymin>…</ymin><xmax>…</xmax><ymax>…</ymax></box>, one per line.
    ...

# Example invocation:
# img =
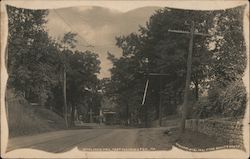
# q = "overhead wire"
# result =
<box><xmin>52</xmin><ymin>9</ymin><xmax>121</xmax><ymax>49</ymax></box>
<box><xmin>52</xmin><ymin>9</ymin><xmax>94</xmax><ymax>48</ymax></box>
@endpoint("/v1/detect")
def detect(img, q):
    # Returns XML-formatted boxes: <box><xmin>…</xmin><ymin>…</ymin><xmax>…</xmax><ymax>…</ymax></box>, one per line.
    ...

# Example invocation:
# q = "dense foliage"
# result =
<box><xmin>6</xmin><ymin>5</ymin><xmax>247</xmax><ymax>128</ymax></box>
<box><xmin>6</xmin><ymin>6</ymin><xmax>101</xmax><ymax>127</ymax></box>
<box><xmin>106</xmin><ymin>6</ymin><xmax>247</xmax><ymax>125</ymax></box>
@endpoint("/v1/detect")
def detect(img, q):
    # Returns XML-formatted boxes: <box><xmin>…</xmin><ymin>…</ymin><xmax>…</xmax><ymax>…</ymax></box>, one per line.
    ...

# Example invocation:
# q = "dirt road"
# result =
<box><xmin>7</xmin><ymin>127</ymin><xmax>178</xmax><ymax>153</ymax></box>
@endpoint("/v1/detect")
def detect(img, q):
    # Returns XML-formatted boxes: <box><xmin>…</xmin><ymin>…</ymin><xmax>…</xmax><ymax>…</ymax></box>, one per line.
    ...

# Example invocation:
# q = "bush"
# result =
<box><xmin>192</xmin><ymin>79</ymin><xmax>247</xmax><ymax>119</ymax></box>
<box><xmin>219</xmin><ymin>79</ymin><xmax>247</xmax><ymax>117</ymax></box>
<box><xmin>190</xmin><ymin>97</ymin><xmax>211</xmax><ymax>119</ymax></box>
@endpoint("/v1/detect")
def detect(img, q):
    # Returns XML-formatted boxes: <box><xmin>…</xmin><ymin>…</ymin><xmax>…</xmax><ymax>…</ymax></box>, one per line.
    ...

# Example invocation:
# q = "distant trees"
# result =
<box><xmin>106</xmin><ymin>50</ymin><xmax>146</xmax><ymax>125</ymax></box>
<box><xmin>66</xmin><ymin>50</ymin><xmax>100</xmax><ymax>126</ymax></box>
<box><xmin>6</xmin><ymin>6</ymin><xmax>101</xmax><ymax>127</ymax></box>
<box><xmin>107</xmin><ymin>6</ymin><xmax>247</xmax><ymax>125</ymax></box>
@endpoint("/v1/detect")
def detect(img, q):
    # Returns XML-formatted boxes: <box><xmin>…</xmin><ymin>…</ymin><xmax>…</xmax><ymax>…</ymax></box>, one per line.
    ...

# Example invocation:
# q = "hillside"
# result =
<box><xmin>6</xmin><ymin>89</ymin><xmax>66</xmax><ymax>138</ymax></box>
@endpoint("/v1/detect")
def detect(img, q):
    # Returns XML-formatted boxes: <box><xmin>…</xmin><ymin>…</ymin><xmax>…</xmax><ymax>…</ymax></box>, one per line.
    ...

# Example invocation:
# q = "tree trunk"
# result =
<box><xmin>169</xmin><ymin>95</ymin><xmax>172</xmax><ymax>115</ymax></box>
<box><xmin>156</xmin><ymin>95</ymin><xmax>160</xmax><ymax>119</ymax></box>
<box><xmin>179</xmin><ymin>91</ymin><xmax>182</xmax><ymax>104</ymax></box>
<box><xmin>194</xmin><ymin>81</ymin><xmax>199</xmax><ymax>101</ymax></box>
<box><xmin>70</xmin><ymin>103</ymin><xmax>75</xmax><ymax>127</ymax></box>
<box><xmin>159</xmin><ymin>94</ymin><xmax>162</xmax><ymax>127</ymax></box>
<box><xmin>126</xmin><ymin>103</ymin><xmax>129</xmax><ymax>125</ymax></box>
<box><xmin>174</xmin><ymin>92</ymin><xmax>177</xmax><ymax>106</ymax></box>
<box><xmin>39</xmin><ymin>84</ymin><xmax>46</xmax><ymax>107</ymax></box>
<box><xmin>89</xmin><ymin>107</ymin><xmax>93</xmax><ymax>123</ymax></box>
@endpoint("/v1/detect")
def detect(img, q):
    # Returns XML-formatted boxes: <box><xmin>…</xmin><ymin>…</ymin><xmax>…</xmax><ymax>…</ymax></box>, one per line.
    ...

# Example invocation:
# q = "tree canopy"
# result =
<box><xmin>106</xmin><ymin>6</ymin><xmax>247</xmax><ymax>125</ymax></box>
<box><xmin>6</xmin><ymin>6</ymin><xmax>101</xmax><ymax>127</ymax></box>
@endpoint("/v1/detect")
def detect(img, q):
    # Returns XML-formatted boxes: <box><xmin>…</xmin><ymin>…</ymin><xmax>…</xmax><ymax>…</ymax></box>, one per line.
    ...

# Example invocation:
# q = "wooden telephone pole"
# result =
<box><xmin>63</xmin><ymin>63</ymin><xmax>68</xmax><ymax>128</ymax></box>
<box><xmin>61</xmin><ymin>46</ymin><xmax>68</xmax><ymax>128</ymax></box>
<box><xmin>168</xmin><ymin>21</ymin><xmax>210</xmax><ymax>133</ymax></box>
<box><xmin>141</xmin><ymin>71</ymin><xmax>168</xmax><ymax>127</ymax></box>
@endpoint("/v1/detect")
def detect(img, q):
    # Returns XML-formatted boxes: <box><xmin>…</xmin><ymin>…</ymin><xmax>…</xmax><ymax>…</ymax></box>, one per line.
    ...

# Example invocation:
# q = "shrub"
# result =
<box><xmin>219</xmin><ymin>79</ymin><xmax>247</xmax><ymax>117</ymax></box>
<box><xmin>190</xmin><ymin>97</ymin><xmax>211</xmax><ymax>119</ymax></box>
<box><xmin>193</xmin><ymin>79</ymin><xmax>247</xmax><ymax>119</ymax></box>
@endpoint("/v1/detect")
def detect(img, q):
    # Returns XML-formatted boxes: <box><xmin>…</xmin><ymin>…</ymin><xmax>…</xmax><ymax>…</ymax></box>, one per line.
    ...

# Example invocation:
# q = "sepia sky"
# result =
<box><xmin>46</xmin><ymin>6</ymin><xmax>161</xmax><ymax>78</ymax></box>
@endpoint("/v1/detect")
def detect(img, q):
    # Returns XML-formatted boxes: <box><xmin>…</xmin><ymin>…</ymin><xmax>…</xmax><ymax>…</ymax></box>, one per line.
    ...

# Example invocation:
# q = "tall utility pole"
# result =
<box><xmin>89</xmin><ymin>97</ymin><xmax>93</xmax><ymax>123</ymax></box>
<box><xmin>142</xmin><ymin>80</ymin><xmax>149</xmax><ymax>128</ymax></box>
<box><xmin>181</xmin><ymin>21</ymin><xmax>194</xmax><ymax>133</ymax></box>
<box><xmin>141</xmin><ymin>58</ymin><xmax>169</xmax><ymax>127</ymax></box>
<box><xmin>168</xmin><ymin>21</ymin><xmax>210</xmax><ymax>133</ymax></box>
<box><xmin>141</xmin><ymin>68</ymin><xmax>168</xmax><ymax>127</ymax></box>
<box><xmin>63</xmin><ymin>63</ymin><xmax>68</xmax><ymax>128</ymax></box>
<box><xmin>89</xmin><ymin>108</ymin><xmax>93</xmax><ymax>123</ymax></box>
<box><xmin>61</xmin><ymin>46</ymin><xmax>68</xmax><ymax>128</ymax></box>
<box><xmin>159</xmin><ymin>77</ymin><xmax>162</xmax><ymax>127</ymax></box>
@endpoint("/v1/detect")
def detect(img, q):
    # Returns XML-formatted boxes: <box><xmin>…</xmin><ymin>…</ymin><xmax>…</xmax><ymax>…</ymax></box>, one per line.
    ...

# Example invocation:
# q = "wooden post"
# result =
<box><xmin>63</xmin><ymin>64</ymin><xmax>68</xmax><ymax>128</ymax></box>
<box><xmin>168</xmin><ymin>21</ymin><xmax>211</xmax><ymax>133</ymax></box>
<box><xmin>141</xmin><ymin>73</ymin><xmax>168</xmax><ymax>127</ymax></box>
<box><xmin>145</xmin><ymin>102</ymin><xmax>148</xmax><ymax>128</ymax></box>
<box><xmin>142</xmin><ymin>79</ymin><xmax>149</xmax><ymax>128</ymax></box>
<box><xmin>159</xmin><ymin>77</ymin><xmax>162</xmax><ymax>127</ymax></box>
<box><xmin>180</xmin><ymin>21</ymin><xmax>195</xmax><ymax>133</ymax></box>
<box><xmin>159</xmin><ymin>93</ymin><xmax>162</xmax><ymax>127</ymax></box>
<box><xmin>89</xmin><ymin>107</ymin><xmax>93</xmax><ymax>123</ymax></box>
<box><xmin>126</xmin><ymin>103</ymin><xmax>129</xmax><ymax>125</ymax></box>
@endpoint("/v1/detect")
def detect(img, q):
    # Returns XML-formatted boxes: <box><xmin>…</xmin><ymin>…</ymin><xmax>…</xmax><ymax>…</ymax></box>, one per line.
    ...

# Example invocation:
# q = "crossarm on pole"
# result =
<box><xmin>168</xmin><ymin>29</ymin><xmax>211</xmax><ymax>37</ymax></box>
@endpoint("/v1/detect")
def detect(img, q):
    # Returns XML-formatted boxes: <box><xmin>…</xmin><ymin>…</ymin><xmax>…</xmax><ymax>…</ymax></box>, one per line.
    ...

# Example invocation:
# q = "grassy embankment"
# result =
<box><xmin>6</xmin><ymin>90</ymin><xmax>66</xmax><ymax>138</ymax></box>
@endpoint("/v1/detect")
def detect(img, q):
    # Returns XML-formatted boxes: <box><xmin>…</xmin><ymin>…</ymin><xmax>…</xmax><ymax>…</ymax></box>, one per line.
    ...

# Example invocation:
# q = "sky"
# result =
<box><xmin>46</xmin><ymin>6</ymin><xmax>161</xmax><ymax>78</ymax></box>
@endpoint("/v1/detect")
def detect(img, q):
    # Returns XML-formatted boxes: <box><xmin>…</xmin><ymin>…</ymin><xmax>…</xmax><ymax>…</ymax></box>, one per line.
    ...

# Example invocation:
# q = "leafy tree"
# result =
<box><xmin>219</xmin><ymin>79</ymin><xmax>246</xmax><ymax>117</ymax></box>
<box><xmin>108</xmin><ymin>8</ymin><xmax>216</xmax><ymax>125</ymax></box>
<box><xmin>7</xmin><ymin>6</ymin><xmax>102</xmax><ymax>128</ymax></box>
<box><xmin>190</xmin><ymin>6</ymin><xmax>247</xmax><ymax>118</ymax></box>
<box><xmin>61</xmin><ymin>32</ymin><xmax>77</xmax><ymax>49</ymax></box>
<box><xmin>107</xmin><ymin>52</ymin><xmax>145</xmax><ymax>125</ymax></box>
<box><xmin>66</xmin><ymin>50</ymin><xmax>101</xmax><ymax>126</ymax></box>
<box><xmin>108</xmin><ymin>6</ymin><xmax>247</xmax><ymax>125</ymax></box>
<box><xmin>7</xmin><ymin>6</ymin><xmax>60</xmax><ymax>107</ymax></box>
<box><xmin>194</xmin><ymin>79</ymin><xmax>247</xmax><ymax>118</ymax></box>
<box><xmin>207</xmin><ymin>6</ymin><xmax>246</xmax><ymax>85</ymax></box>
